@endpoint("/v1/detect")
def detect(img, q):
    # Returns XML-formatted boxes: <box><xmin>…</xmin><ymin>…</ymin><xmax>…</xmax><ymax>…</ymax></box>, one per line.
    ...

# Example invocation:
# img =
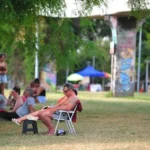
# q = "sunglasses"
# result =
<box><xmin>63</xmin><ymin>89</ymin><xmax>70</xmax><ymax>93</ymax></box>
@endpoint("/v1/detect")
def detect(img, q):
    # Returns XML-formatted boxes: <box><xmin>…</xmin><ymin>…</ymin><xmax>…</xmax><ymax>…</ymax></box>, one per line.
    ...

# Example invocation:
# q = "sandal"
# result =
<box><xmin>12</xmin><ymin>118</ymin><xmax>20</xmax><ymax>125</ymax></box>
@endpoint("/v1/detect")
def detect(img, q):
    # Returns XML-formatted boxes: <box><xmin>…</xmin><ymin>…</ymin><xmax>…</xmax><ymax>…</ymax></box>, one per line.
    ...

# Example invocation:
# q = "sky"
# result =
<box><xmin>65</xmin><ymin>0</ymin><xmax>130</xmax><ymax>18</ymax></box>
<box><xmin>40</xmin><ymin>0</ymin><xmax>150</xmax><ymax>18</ymax></box>
<box><xmin>40</xmin><ymin>0</ymin><xmax>130</xmax><ymax>18</ymax></box>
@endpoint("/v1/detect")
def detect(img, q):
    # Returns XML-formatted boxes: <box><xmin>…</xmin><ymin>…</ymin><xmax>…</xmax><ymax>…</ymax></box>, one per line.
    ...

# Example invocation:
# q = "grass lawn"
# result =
<box><xmin>0</xmin><ymin>91</ymin><xmax>150</xmax><ymax>150</ymax></box>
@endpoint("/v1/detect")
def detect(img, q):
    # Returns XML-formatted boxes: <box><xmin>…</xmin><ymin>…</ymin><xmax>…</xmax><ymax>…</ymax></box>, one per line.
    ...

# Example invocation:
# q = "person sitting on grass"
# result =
<box><xmin>12</xmin><ymin>83</ymin><xmax>78</xmax><ymax>135</ymax></box>
<box><xmin>0</xmin><ymin>94</ymin><xmax>6</xmax><ymax>112</ymax></box>
<box><xmin>22</xmin><ymin>80</ymin><xmax>35</xmax><ymax>102</ymax></box>
<box><xmin>32</xmin><ymin>78</ymin><xmax>46</xmax><ymax>103</ymax></box>
<box><xmin>0</xmin><ymin>88</ymin><xmax>35</xmax><ymax>121</ymax></box>
<box><xmin>6</xmin><ymin>86</ymin><xmax>23</xmax><ymax>112</ymax></box>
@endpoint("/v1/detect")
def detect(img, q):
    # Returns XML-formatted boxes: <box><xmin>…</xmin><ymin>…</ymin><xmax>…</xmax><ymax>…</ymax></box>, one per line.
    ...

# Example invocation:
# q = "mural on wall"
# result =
<box><xmin>115</xmin><ymin>30</ymin><xmax>136</xmax><ymax>96</ymax></box>
<box><xmin>40</xmin><ymin>63</ymin><xmax>57</xmax><ymax>91</ymax></box>
<box><xmin>103</xmin><ymin>16</ymin><xmax>138</xmax><ymax>96</ymax></box>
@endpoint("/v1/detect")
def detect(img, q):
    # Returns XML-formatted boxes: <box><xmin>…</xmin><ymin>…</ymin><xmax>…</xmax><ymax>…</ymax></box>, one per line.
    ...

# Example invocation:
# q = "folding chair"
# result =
<box><xmin>53</xmin><ymin>104</ymin><xmax>78</xmax><ymax>135</ymax></box>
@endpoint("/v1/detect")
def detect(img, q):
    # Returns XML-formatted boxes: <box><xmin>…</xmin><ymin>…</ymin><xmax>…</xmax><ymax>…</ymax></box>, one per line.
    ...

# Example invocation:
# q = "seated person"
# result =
<box><xmin>12</xmin><ymin>83</ymin><xmax>78</xmax><ymax>135</ymax></box>
<box><xmin>0</xmin><ymin>94</ymin><xmax>6</xmax><ymax>112</ymax></box>
<box><xmin>22</xmin><ymin>80</ymin><xmax>35</xmax><ymax>102</ymax></box>
<box><xmin>0</xmin><ymin>88</ymin><xmax>35</xmax><ymax>121</ymax></box>
<box><xmin>41</xmin><ymin>88</ymin><xmax>78</xmax><ymax>110</ymax></box>
<box><xmin>6</xmin><ymin>86</ymin><xmax>23</xmax><ymax>112</ymax></box>
<box><xmin>33</xmin><ymin>78</ymin><xmax>46</xmax><ymax>103</ymax></box>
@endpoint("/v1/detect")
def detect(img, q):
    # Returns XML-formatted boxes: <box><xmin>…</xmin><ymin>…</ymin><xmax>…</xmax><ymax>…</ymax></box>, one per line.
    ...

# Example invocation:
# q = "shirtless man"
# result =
<box><xmin>12</xmin><ymin>83</ymin><xmax>78</xmax><ymax>135</ymax></box>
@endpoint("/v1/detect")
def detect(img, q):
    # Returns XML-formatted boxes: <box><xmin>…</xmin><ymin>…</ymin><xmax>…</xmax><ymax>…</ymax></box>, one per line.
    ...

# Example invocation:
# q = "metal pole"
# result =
<box><xmin>137</xmin><ymin>26</ymin><xmax>142</xmax><ymax>92</ymax></box>
<box><xmin>35</xmin><ymin>51</ymin><xmax>39</xmax><ymax>78</ymax></box>
<box><xmin>110</xmin><ymin>54</ymin><xmax>113</xmax><ymax>91</ymax></box>
<box><xmin>35</xmin><ymin>21</ymin><xmax>39</xmax><ymax>78</ymax></box>
<box><xmin>145</xmin><ymin>61</ymin><xmax>149</xmax><ymax>92</ymax></box>
<box><xmin>92</xmin><ymin>56</ymin><xmax>95</xmax><ymax>68</ymax></box>
<box><xmin>92</xmin><ymin>56</ymin><xmax>95</xmax><ymax>82</ymax></box>
<box><xmin>113</xmin><ymin>55</ymin><xmax>117</xmax><ymax>96</ymax></box>
<box><xmin>66</xmin><ymin>68</ymin><xmax>69</xmax><ymax>83</ymax></box>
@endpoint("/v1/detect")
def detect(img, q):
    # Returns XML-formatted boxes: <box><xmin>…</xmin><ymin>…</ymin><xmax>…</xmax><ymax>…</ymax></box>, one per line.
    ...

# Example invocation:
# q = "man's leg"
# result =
<box><xmin>15</xmin><ymin>110</ymin><xmax>43</xmax><ymax>123</ymax></box>
<box><xmin>38</xmin><ymin>111</ymin><xmax>54</xmax><ymax>134</ymax></box>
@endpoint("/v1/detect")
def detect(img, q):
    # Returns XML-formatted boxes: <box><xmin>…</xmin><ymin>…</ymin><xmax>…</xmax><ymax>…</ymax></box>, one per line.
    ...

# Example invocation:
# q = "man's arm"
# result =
<box><xmin>34</xmin><ymin>97</ymin><xmax>40</xmax><ymax>103</ymax></box>
<box><xmin>28</xmin><ymin>105</ymin><xmax>35</xmax><ymax>113</ymax></box>
<box><xmin>53</xmin><ymin>97</ymin><xmax>67</xmax><ymax>108</ymax></box>
<box><xmin>52</xmin><ymin>97</ymin><xmax>78</xmax><ymax>112</ymax></box>
<box><xmin>26</xmin><ymin>97</ymin><xmax>35</xmax><ymax>113</ymax></box>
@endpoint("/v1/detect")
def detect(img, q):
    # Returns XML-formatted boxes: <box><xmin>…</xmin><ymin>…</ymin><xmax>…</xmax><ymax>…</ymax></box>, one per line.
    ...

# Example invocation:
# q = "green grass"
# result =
<box><xmin>1</xmin><ymin>91</ymin><xmax>150</xmax><ymax>150</ymax></box>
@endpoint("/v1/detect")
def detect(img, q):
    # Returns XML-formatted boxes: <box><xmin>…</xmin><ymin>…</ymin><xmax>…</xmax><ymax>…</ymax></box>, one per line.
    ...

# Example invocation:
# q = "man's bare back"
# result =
<box><xmin>48</xmin><ymin>95</ymin><xmax>78</xmax><ymax>114</ymax></box>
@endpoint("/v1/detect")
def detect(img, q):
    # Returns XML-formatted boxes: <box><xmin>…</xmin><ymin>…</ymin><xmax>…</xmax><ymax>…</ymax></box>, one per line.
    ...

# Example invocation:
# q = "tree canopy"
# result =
<box><xmin>0</xmin><ymin>0</ymin><xmax>150</xmax><ymax>84</ymax></box>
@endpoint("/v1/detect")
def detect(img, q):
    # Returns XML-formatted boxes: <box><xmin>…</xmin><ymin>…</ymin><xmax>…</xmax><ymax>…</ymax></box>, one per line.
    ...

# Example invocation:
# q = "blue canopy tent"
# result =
<box><xmin>77</xmin><ymin>66</ymin><xmax>105</xmax><ymax>77</ymax></box>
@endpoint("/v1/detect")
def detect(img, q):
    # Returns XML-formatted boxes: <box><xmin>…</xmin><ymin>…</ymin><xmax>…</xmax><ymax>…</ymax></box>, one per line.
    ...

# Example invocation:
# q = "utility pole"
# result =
<box><xmin>35</xmin><ymin>21</ymin><xmax>39</xmax><ymax>78</ymax></box>
<box><xmin>92</xmin><ymin>56</ymin><xmax>95</xmax><ymax>82</ymax></box>
<box><xmin>66</xmin><ymin>67</ymin><xmax>69</xmax><ymax>83</ymax></box>
<box><xmin>92</xmin><ymin>56</ymin><xmax>95</xmax><ymax>68</ymax></box>
<box><xmin>145</xmin><ymin>60</ymin><xmax>149</xmax><ymax>92</ymax></box>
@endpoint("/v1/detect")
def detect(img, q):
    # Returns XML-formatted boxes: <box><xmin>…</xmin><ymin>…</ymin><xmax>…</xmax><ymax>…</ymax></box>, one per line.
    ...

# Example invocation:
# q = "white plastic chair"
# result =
<box><xmin>53</xmin><ymin>104</ymin><xmax>78</xmax><ymax>135</ymax></box>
